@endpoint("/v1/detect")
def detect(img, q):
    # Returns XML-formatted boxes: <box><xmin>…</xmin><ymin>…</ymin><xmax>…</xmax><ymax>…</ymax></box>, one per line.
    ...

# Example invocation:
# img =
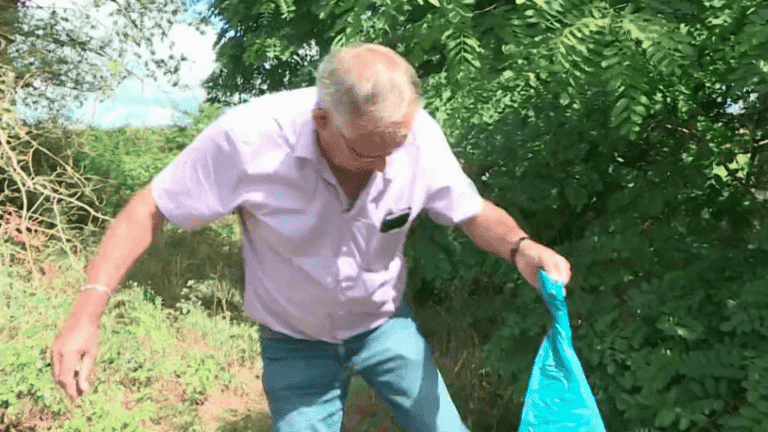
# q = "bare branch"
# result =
<box><xmin>1</xmin><ymin>65</ymin><xmax>113</xmax><ymax>270</ymax></box>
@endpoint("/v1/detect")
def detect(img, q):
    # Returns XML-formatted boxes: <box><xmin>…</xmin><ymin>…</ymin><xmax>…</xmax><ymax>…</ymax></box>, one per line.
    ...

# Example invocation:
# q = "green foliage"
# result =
<box><xmin>74</xmin><ymin>103</ymin><xmax>224</xmax><ymax>214</ymax></box>
<box><xmin>205</xmin><ymin>0</ymin><xmax>493</xmax><ymax>101</ymax></box>
<box><xmin>0</xmin><ymin>335</ymin><xmax>58</xmax><ymax>411</ymax></box>
<box><xmin>1</xmin><ymin>64</ymin><xmax>113</xmax><ymax>268</ymax></box>
<box><xmin>202</xmin><ymin>0</ymin><xmax>768</xmax><ymax>430</ymax></box>
<box><xmin>61</xmin><ymin>396</ymin><xmax>156</xmax><ymax>432</ymax></box>
<box><xmin>0</xmin><ymin>269</ymin><xmax>83</xmax><ymax>425</ymax></box>
<box><xmin>77</xmin><ymin>128</ymin><xmax>179</xmax><ymax>211</ymax></box>
<box><xmin>0</xmin><ymin>255</ymin><xmax>262</xmax><ymax>431</ymax></box>
<box><xmin>127</xmin><ymin>214</ymin><xmax>245</xmax><ymax>319</ymax></box>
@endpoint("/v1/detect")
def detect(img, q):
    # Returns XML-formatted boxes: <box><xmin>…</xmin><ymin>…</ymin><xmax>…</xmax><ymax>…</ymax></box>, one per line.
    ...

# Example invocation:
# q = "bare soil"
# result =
<box><xmin>195</xmin><ymin>366</ymin><xmax>402</xmax><ymax>432</ymax></box>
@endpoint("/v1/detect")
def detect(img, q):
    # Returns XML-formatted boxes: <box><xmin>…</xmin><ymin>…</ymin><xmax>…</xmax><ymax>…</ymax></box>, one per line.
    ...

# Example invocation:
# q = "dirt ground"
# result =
<box><xmin>197</xmin><ymin>367</ymin><xmax>401</xmax><ymax>432</ymax></box>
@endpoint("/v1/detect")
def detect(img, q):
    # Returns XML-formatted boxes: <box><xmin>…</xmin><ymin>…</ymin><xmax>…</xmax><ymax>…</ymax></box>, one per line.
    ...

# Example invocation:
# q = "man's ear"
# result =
<box><xmin>312</xmin><ymin>108</ymin><xmax>331</xmax><ymax>132</ymax></box>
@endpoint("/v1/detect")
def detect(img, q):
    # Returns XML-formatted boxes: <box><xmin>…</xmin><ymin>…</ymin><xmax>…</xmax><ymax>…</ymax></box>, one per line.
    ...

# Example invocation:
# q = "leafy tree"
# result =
<box><xmin>9</xmin><ymin>0</ymin><xmax>201</xmax><ymax>124</ymax></box>
<box><xmin>0</xmin><ymin>0</ymin><xmax>16</xmax><ymax>66</ymax></box>
<box><xmin>1</xmin><ymin>0</ymin><xmax>214</xmax><ymax>270</ymax></box>
<box><xmin>200</xmin><ymin>0</ymin><xmax>767</xmax><ymax>430</ymax></box>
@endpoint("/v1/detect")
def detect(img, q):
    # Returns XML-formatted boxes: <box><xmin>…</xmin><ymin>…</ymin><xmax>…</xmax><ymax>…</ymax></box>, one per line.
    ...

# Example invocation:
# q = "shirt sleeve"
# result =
<box><xmin>151</xmin><ymin>120</ymin><xmax>243</xmax><ymax>230</ymax></box>
<box><xmin>420</xmin><ymin>114</ymin><xmax>485</xmax><ymax>226</ymax></box>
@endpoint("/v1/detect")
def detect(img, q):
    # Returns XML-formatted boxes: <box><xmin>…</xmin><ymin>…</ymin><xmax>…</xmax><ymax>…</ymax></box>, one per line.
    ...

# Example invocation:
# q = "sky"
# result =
<box><xmin>21</xmin><ymin>0</ymin><xmax>220</xmax><ymax>129</ymax></box>
<box><xmin>71</xmin><ymin>22</ymin><xmax>218</xmax><ymax>129</ymax></box>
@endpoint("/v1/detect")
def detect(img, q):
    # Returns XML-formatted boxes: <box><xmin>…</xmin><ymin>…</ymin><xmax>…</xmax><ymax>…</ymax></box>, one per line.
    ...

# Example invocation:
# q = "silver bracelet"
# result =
<box><xmin>81</xmin><ymin>284</ymin><xmax>113</xmax><ymax>299</ymax></box>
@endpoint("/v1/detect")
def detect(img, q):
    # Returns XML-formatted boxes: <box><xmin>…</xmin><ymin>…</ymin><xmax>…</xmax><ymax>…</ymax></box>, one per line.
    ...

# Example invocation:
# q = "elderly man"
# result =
<box><xmin>53</xmin><ymin>42</ymin><xmax>571</xmax><ymax>432</ymax></box>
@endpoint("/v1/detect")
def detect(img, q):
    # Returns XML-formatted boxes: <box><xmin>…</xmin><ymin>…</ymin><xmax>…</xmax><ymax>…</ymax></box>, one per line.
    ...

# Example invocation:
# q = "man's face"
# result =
<box><xmin>313</xmin><ymin>107</ymin><xmax>417</xmax><ymax>173</ymax></box>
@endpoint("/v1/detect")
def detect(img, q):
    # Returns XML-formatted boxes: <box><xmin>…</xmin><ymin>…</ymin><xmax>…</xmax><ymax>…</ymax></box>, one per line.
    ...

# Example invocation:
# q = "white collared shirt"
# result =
<box><xmin>151</xmin><ymin>87</ymin><xmax>484</xmax><ymax>342</ymax></box>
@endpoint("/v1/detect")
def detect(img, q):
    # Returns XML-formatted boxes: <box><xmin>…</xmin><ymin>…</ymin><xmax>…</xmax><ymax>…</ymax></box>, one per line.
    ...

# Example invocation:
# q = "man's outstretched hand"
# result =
<box><xmin>514</xmin><ymin>239</ymin><xmax>571</xmax><ymax>292</ymax></box>
<box><xmin>52</xmin><ymin>314</ymin><xmax>100</xmax><ymax>400</ymax></box>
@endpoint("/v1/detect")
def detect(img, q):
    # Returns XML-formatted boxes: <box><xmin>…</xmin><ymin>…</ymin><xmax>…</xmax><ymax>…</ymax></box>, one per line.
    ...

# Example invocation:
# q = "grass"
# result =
<box><xmin>0</xmin><ymin>214</ymin><xmax>515</xmax><ymax>432</ymax></box>
<box><xmin>0</xmin><ymin>242</ymin><xmax>271</xmax><ymax>432</ymax></box>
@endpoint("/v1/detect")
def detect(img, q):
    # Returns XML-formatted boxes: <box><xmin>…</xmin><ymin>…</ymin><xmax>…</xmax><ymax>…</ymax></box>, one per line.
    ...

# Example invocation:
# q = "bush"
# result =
<box><xmin>74</xmin><ymin>102</ymin><xmax>223</xmax><ymax>215</ymax></box>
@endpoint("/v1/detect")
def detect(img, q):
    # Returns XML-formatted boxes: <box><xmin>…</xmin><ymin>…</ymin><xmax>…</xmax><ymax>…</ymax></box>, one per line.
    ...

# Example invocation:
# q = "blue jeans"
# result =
<box><xmin>259</xmin><ymin>303</ymin><xmax>471</xmax><ymax>432</ymax></box>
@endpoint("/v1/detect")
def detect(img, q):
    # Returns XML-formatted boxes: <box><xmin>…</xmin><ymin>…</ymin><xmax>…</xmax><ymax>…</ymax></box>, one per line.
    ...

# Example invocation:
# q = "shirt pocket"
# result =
<box><xmin>351</xmin><ymin>216</ymin><xmax>409</xmax><ymax>272</ymax></box>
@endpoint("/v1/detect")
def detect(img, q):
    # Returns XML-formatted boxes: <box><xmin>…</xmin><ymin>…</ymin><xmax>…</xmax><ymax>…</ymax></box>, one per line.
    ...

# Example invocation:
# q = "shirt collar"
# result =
<box><xmin>294</xmin><ymin>113</ymin><xmax>320</xmax><ymax>162</ymax></box>
<box><xmin>379</xmin><ymin>134</ymin><xmax>413</xmax><ymax>182</ymax></box>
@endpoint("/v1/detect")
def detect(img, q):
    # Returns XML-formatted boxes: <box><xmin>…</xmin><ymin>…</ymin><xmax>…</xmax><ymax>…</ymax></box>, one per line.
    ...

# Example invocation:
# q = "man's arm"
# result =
<box><xmin>80</xmin><ymin>184</ymin><xmax>166</xmax><ymax>318</ymax></box>
<box><xmin>52</xmin><ymin>184</ymin><xmax>166</xmax><ymax>399</ymax></box>
<box><xmin>460</xmin><ymin>200</ymin><xmax>571</xmax><ymax>289</ymax></box>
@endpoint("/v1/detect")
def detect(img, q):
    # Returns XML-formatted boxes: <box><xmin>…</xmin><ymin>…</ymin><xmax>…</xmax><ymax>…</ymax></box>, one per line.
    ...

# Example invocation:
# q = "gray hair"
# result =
<box><xmin>316</xmin><ymin>42</ymin><xmax>422</xmax><ymax>137</ymax></box>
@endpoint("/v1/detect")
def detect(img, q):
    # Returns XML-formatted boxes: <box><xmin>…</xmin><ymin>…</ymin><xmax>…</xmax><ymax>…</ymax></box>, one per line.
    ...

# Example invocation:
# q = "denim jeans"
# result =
<box><xmin>259</xmin><ymin>303</ymin><xmax>471</xmax><ymax>432</ymax></box>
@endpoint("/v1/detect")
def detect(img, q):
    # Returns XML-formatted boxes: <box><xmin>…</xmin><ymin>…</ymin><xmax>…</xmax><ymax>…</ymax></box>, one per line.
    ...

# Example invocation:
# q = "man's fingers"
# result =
<box><xmin>52</xmin><ymin>347</ymin><xmax>61</xmax><ymax>382</ymax></box>
<box><xmin>539</xmin><ymin>250</ymin><xmax>569</xmax><ymax>280</ymax></box>
<box><xmin>526</xmin><ymin>269</ymin><xmax>541</xmax><ymax>292</ymax></box>
<box><xmin>58</xmin><ymin>351</ymin><xmax>80</xmax><ymax>399</ymax></box>
<box><xmin>560</xmin><ymin>257</ymin><xmax>572</xmax><ymax>284</ymax></box>
<box><xmin>78</xmin><ymin>352</ymin><xmax>96</xmax><ymax>394</ymax></box>
<box><xmin>541</xmin><ymin>261</ymin><xmax>569</xmax><ymax>296</ymax></box>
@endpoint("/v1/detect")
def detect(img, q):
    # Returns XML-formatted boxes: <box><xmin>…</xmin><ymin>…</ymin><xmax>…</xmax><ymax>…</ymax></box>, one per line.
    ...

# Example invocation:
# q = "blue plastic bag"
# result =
<box><xmin>518</xmin><ymin>270</ymin><xmax>607</xmax><ymax>432</ymax></box>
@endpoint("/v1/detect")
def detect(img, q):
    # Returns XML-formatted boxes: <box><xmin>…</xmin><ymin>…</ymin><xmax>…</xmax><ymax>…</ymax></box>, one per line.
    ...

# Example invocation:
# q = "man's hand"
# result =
<box><xmin>52</xmin><ymin>299</ymin><xmax>102</xmax><ymax>400</ymax></box>
<box><xmin>514</xmin><ymin>239</ymin><xmax>571</xmax><ymax>291</ymax></box>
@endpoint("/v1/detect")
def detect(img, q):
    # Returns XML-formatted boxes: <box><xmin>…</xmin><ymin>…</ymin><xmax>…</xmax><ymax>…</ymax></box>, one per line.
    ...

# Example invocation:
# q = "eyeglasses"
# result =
<box><xmin>342</xmin><ymin>128</ymin><xmax>410</xmax><ymax>160</ymax></box>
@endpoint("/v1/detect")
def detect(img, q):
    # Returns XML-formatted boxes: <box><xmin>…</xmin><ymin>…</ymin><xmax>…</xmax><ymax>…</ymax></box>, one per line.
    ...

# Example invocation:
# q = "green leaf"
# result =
<box><xmin>679</xmin><ymin>416</ymin><xmax>691</xmax><ymax>430</ymax></box>
<box><xmin>564</xmin><ymin>184</ymin><xmax>589</xmax><ymax>209</ymax></box>
<box><xmin>720</xmin><ymin>319</ymin><xmax>737</xmax><ymax>332</ymax></box>
<box><xmin>655</xmin><ymin>408</ymin><xmax>676</xmax><ymax>427</ymax></box>
<box><xmin>619</xmin><ymin>121</ymin><xmax>634</xmax><ymax>136</ymax></box>
<box><xmin>632</xmin><ymin>104</ymin><xmax>647</xmax><ymax>116</ymax></box>
<box><xmin>601</xmin><ymin>56</ymin><xmax>621</xmax><ymax>68</ymax></box>
<box><xmin>611</xmin><ymin>97</ymin><xmax>630</xmax><ymax>121</ymax></box>
<box><xmin>688</xmin><ymin>380</ymin><xmax>705</xmax><ymax>397</ymax></box>
<box><xmin>607</xmin><ymin>76</ymin><xmax>624</xmax><ymax>92</ymax></box>
<box><xmin>611</xmin><ymin>108</ymin><xmax>631</xmax><ymax>128</ymax></box>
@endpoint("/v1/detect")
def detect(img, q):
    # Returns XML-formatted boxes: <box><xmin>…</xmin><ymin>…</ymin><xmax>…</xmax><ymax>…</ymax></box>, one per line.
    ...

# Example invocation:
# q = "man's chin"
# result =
<box><xmin>345</xmin><ymin>160</ymin><xmax>384</xmax><ymax>173</ymax></box>
<box><xmin>366</xmin><ymin>159</ymin><xmax>386</xmax><ymax>173</ymax></box>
